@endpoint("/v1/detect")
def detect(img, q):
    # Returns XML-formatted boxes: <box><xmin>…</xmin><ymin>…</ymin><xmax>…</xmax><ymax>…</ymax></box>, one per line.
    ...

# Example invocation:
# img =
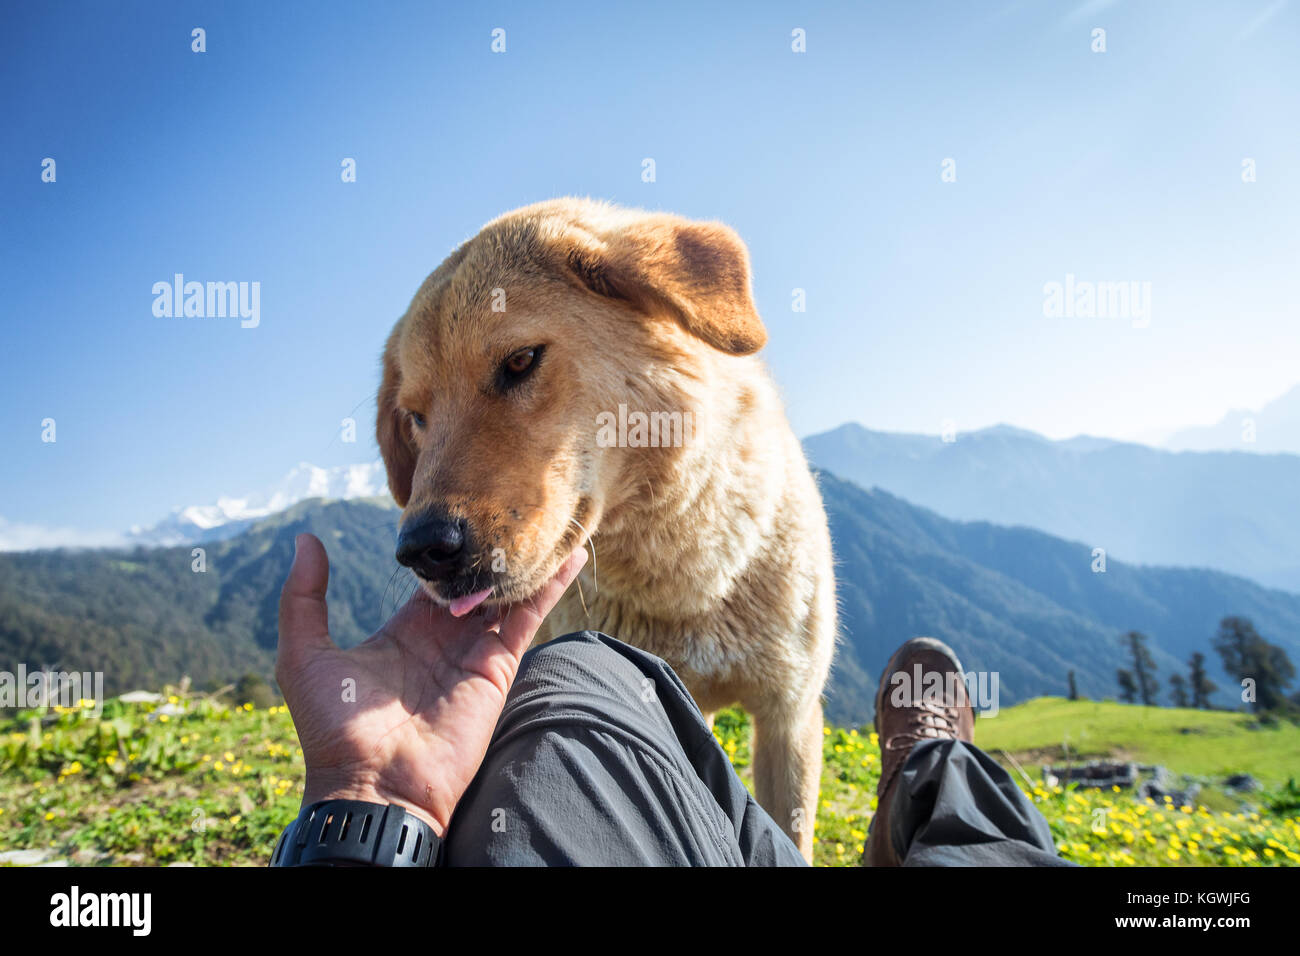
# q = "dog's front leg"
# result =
<box><xmin>751</xmin><ymin>697</ymin><xmax>823</xmax><ymax>863</ymax></box>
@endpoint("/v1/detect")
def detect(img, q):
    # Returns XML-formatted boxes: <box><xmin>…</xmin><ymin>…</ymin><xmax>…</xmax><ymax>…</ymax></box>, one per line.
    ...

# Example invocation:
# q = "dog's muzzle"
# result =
<box><xmin>395</xmin><ymin>508</ymin><xmax>470</xmax><ymax>584</ymax></box>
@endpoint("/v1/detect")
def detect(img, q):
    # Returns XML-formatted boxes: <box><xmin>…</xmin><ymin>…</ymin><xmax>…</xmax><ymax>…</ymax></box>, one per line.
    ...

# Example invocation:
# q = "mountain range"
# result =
<box><xmin>1162</xmin><ymin>384</ymin><xmax>1300</xmax><ymax>454</ymax></box>
<box><xmin>0</xmin><ymin>497</ymin><xmax>404</xmax><ymax>697</ymax></box>
<box><xmin>804</xmin><ymin>423</ymin><xmax>1300</xmax><ymax>594</ymax></box>
<box><xmin>124</xmin><ymin>461</ymin><xmax>387</xmax><ymax>546</ymax></box>
<box><xmin>3</xmin><ymin>472</ymin><xmax>1296</xmax><ymax>726</ymax></box>
<box><xmin>10</xmin><ymin>401</ymin><xmax>1300</xmax><ymax>591</ymax></box>
<box><xmin>817</xmin><ymin>471</ymin><xmax>1300</xmax><ymax>723</ymax></box>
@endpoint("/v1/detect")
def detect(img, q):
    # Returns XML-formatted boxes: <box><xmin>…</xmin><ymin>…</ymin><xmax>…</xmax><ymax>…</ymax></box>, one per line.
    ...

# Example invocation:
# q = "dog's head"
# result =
<box><xmin>377</xmin><ymin>198</ymin><xmax>766</xmax><ymax>612</ymax></box>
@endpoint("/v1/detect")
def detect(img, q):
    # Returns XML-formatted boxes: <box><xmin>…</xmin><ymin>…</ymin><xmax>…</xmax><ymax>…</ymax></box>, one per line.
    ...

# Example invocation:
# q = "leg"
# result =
<box><xmin>442</xmin><ymin>630</ymin><xmax>806</xmax><ymax>866</ymax></box>
<box><xmin>888</xmin><ymin>738</ymin><xmax>1073</xmax><ymax>867</ymax></box>
<box><xmin>751</xmin><ymin>696</ymin><xmax>823</xmax><ymax>863</ymax></box>
<box><xmin>863</xmin><ymin>636</ymin><xmax>1075</xmax><ymax>867</ymax></box>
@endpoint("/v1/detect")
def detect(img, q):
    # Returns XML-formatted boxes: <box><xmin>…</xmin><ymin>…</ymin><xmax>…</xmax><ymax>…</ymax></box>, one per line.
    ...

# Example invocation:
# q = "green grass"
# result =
<box><xmin>717</xmin><ymin>699</ymin><xmax>1300</xmax><ymax>867</ymax></box>
<box><xmin>973</xmin><ymin>696</ymin><xmax>1300</xmax><ymax>782</ymax></box>
<box><xmin>0</xmin><ymin>694</ymin><xmax>1296</xmax><ymax>867</ymax></box>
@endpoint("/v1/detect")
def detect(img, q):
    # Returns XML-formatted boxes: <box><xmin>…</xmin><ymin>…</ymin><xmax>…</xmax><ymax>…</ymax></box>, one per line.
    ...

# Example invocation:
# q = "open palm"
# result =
<box><xmin>276</xmin><ymin>532</ymin><xmax>587</xmax><ymax>834</ymax></box>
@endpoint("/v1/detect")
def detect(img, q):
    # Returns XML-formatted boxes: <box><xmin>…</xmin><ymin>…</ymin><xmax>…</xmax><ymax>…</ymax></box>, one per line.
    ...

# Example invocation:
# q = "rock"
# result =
<box><xmin>1140</xmin><ymin>780</ymin><xmax>1200</xmax><ymax>808</ymax></box>
<box><xmin>1042</xmin><ymin>761</ymin><xmax>1138</xmax><ymax>789</ymax></box>
<box><xmin>118</xmin><ymin>691</ymin><xmax>163</xmax><ymax>704</ymax></box>
<box><xmin>0</xmin><ymin>848</ymin><xmax>54</xmax><ymax>866</ymax></box>
<box><xmin>1224</xmin><ymin>773</ymin><xmax>1260</xmax><ymax>792</ymax></box>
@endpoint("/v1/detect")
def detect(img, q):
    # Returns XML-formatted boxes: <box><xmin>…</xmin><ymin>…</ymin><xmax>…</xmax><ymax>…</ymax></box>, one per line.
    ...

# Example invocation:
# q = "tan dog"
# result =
<box><xmin>376</xmin><ymin>198</ymin><xmax>836</xmax><ymax>860</ymax></box>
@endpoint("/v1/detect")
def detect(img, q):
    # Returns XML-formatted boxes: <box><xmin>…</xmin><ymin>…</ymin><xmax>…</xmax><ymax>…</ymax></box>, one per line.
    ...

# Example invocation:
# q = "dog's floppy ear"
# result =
<box><xmin>563</xmin><ymin>214</ymin><xmax>767</xmax><ymax>356</ymax></box>
<box><xmin>376</xmin><ymin>326</ymin><xmax>416</xmax><ymax>507</ymax></box>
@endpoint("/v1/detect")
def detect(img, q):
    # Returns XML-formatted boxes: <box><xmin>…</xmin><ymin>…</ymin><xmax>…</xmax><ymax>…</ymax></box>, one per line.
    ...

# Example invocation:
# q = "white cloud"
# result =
<box><xmin>0</xmin><ymin>517</ymin><xmax>126</xmax><ymax>552</ymax></box>
<box><xmin>3</xmin><ymin>460</ymin><xmax>392</xmax><ymax>552</ymax></box>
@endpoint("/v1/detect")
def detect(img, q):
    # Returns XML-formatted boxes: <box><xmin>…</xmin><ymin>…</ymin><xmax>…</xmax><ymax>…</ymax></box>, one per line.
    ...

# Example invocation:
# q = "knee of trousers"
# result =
<box><xmin>514</xmin><ymin>630</ymin><xmax>660</xmax><ymax>702</ymax></box>
<box><xmin>500</xmin><ymin>630</ymin><xmax>710</xmax><ymax>761</ymax></box>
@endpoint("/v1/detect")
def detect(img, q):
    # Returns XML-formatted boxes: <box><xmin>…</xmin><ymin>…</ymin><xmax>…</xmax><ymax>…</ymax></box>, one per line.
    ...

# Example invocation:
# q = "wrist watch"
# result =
<box><xmin>269</xmin><ymin>799</ymin><xmax>443</xmax><ymax>867</ymax></box>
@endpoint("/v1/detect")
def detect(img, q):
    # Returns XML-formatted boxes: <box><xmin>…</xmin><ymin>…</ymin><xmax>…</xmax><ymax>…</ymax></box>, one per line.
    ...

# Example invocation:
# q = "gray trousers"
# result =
<box><xmin>442</xmin><ymin>631</ymin><xmax>1068</xmax><ymax>866</ymax></box>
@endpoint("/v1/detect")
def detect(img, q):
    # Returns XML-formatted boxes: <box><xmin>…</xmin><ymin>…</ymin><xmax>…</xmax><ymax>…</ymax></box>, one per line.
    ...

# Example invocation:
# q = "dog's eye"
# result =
<box><xmin>406</xmin><ymin>410</ymin><xmax>426</xmax><ymax>430</ymax></box>
<box><xmin>500</xmin><ymin>345</ymin><xmax>544</xmax><ymax>388</ymax></box>
<box><xmin>505</xmin><ymin>347</ymin><xmax>538</xmax><ymax>375</ymax></box>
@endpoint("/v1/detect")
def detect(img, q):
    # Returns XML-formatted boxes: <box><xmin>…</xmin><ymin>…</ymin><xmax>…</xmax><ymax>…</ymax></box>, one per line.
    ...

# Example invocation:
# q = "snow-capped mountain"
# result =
<box><xmin>126</xmin><ymin>461</ymin><xmax>391</xmax><ymax>546</ymax></box>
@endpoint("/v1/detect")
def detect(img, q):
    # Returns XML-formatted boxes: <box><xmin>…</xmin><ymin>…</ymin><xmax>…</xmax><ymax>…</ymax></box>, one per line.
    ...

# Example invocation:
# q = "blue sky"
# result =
<box><xmin>3</xmin><ymin>0</ymin><xmax>1298</xmax><ymax>538</ymax></box>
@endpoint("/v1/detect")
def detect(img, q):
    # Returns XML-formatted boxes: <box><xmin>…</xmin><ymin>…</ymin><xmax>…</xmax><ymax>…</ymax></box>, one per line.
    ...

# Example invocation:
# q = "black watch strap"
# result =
<box><xmin>270</xmin><ymin>799</ymin><xmax>443</xmax><ymax>867</ymax></box>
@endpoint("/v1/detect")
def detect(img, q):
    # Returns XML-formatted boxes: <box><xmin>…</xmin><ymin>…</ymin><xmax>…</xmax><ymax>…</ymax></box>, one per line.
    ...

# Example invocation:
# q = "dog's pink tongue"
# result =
<box><xmin>448</xmin><ymin>588</ymin><xmax>492</xmax><ymax>618</ymax></box>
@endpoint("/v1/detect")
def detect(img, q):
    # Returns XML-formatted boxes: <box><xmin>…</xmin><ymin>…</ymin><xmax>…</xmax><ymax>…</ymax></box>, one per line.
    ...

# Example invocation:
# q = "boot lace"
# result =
<box><xmin>878</xmin><ymin>699</ymin><xmax>961</xmax><ymax>799</ymax></box>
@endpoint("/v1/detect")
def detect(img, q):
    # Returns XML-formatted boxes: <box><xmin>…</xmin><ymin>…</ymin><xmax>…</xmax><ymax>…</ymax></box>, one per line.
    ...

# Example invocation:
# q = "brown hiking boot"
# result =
<box><xmin>862</xmin><ymin>637</ymin><xmax>975</xmax><ymax>866</ymax></box>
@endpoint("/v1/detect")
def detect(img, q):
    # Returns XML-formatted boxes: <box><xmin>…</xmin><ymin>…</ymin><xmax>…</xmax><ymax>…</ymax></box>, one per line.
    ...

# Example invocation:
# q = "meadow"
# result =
<box><xmin>1</xmin><ymin>694</ymin><xmax>1296</xmax><ymax>867</ymax></box>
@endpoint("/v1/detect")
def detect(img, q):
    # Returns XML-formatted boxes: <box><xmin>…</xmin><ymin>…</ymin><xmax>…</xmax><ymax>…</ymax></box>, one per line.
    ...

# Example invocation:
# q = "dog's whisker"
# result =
<box><xmin>379</xmin><ymin>565</ymin><xmax>406</xmax><ymax>618</ymax></box>
<box><xmin>401</xmin><ymin>574</ymin><xmax>421</xmax><ymax>610</ymax></box>
<box><xmin>568</xmin><ymin>516</ymin><xmax>597</xmax><ymax>596</ymax></box>
<box><xmin>490</xmin><ymin>501</ymin><xmax>598</xmax><ymax>598</ymax></box>
<box><xmin>574</xmin><ymin>575</ymin><xmax>590</xmax><ymax>620</ymax></box>
<box><xmin>392</xmin><ymin>569</ymin><xmax>417</xmax><ymax>616</ymax></box>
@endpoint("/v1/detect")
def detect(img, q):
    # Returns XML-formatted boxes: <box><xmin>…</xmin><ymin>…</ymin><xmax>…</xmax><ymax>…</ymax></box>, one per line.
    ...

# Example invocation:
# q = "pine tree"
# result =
<box><xmin>1121</xmin><ymin>631</ymin><xmax>1159</xmax><ymax>706</ymax></box>
<box><xmin>1189</xmin><ymin>652</ymin><xmax>1217</xmax><ymax>709</ymax></box>
<box><xmin>1168</xmin><ymin>673</ymin><xmax>1189</xmax><ymax>708</ymax></box>
<box><xmin>1117</xmin><ymin>668</ymin><xmax>1137</xmax><ymax>704</ymax></box>
<box><xmin>1213</xmin><ymin>616</ymin><xmax>1296</xmax><ymax>713</ymax></box>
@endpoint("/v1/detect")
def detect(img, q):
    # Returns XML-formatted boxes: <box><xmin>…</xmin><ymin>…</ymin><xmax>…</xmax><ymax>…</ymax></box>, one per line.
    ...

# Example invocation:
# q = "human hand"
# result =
<box><xmin>276</xmin><ymin>532</ymin><xmax>587</xmax><ymax>834</ymax></box>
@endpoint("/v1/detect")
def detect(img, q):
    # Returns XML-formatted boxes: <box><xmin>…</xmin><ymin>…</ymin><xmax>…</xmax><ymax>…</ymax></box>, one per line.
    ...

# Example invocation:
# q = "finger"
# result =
<box><xmin>277</xmin><ymin>533</ymin><xmax>339</xmax><ymax>673</ymax></box>
<box><xmin>497</xmin><ymin>546</ymin><xmax>589</xmax><ymax>658</ymax></box>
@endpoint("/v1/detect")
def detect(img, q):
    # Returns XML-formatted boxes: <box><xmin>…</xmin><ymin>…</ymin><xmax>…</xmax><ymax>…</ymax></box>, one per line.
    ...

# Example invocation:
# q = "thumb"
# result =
<box><xmin>497</xmin><ymin>546</ymin><xmax>589</xmax><ymax>658</ymax></box>
<box><xmin>277</xmin><ymin>533</ymin><xmax>338</xmax><ymax>673</ymax></box>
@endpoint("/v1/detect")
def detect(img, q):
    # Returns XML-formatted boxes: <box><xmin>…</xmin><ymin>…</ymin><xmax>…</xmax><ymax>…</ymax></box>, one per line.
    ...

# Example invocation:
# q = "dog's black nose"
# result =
<box><xmin>396</xmin><ymin>510</ymin><xmax>467</xmax><ymax>581</ymax></box>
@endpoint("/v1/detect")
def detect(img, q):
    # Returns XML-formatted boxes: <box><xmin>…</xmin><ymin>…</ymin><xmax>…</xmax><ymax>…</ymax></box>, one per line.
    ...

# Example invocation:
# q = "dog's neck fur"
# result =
<box><xmin>580</xmin><ymin>355</ymin><xmax>794</xmax><ymax>622</ymax></box>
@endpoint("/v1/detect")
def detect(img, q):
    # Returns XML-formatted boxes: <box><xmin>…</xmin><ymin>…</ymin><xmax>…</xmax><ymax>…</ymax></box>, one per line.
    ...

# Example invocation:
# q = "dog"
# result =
<box><xmin>376</xmin><ymin>198</ymin><xmax>836</xmax><ymax>861</ymax></box>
